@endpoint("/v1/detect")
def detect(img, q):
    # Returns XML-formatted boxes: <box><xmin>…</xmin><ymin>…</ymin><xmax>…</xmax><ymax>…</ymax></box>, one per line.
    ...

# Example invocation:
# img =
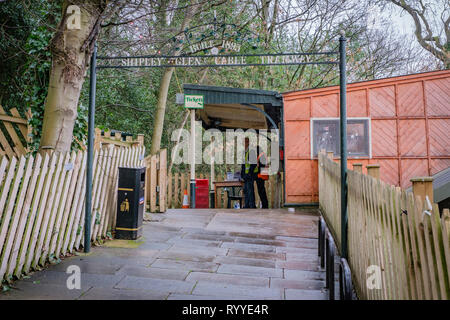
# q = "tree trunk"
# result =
<box><xmin>149</xmin><ymin>2</ymin><xmax>198</xmax><ymax>155</ymax></box>
<box><xmin>150</xmin><ymin>67</ymin><xmax>175</xmax><ymax>155</ymax></box>
<box><xmin>39</xmin><ymin>1</ymin><xmax>106</xmax><ymax>153</ymax></box>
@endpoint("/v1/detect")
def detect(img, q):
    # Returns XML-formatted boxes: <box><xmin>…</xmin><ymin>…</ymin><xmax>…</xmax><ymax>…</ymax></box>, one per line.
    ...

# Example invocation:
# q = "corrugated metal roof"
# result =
<box><xmin>433</xmin><ymin>167</ymin><xmax>450</xmax><ymax>203</ymax></box>
<box><xmin>282</xmin><ymin>69</ymin><xmax>449</xmax><ymax>95</ymax></box>
<box><xmin>183</xmin><ymin>84</ymin><xmax>283</xmax><ymax>106</ymax></box>
<box><xmin>183</xmin><ymin>84</ymin><xmax>283</xmax><ymax>132</ymax></box>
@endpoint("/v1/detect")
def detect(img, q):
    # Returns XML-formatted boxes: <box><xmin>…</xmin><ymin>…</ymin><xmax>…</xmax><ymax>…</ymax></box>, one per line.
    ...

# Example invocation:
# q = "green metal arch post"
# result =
<box><xmin>339</xmin><ymin>35</ymin><xmax>348</xmax><ymax>259</ymax></box>
<box><xmin>85</xmin><ymin>44</ymin><xmax>97</xmax><ymax>253</ymax></box>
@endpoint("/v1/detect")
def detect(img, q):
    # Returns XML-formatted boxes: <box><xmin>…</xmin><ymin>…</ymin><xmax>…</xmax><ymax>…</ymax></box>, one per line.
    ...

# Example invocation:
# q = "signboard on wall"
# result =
<box><xmin>311</xmin><ymin>118</ymin><xmax>371</xmax><ymax>158</ymax></box>
<box><xmin>184</xmin><ymin>95</ymin><xmax>204</xmax><ymax>109</ymax></box>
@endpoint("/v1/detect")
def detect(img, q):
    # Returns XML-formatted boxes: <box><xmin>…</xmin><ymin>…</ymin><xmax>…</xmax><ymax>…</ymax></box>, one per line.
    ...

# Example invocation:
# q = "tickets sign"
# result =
<box><xmin>184</xmin><ymin>95</ymin><xmax>204</xmax><ymax>109</ymax></box>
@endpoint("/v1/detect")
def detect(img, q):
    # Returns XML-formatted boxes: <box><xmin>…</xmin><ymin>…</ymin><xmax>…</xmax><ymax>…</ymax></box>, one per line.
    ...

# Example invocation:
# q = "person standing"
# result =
<box><xmin>256</xmin><ymin>148</ymin><xmax>269</xmax><ymax>209</ymax></box>
<box><xmin>241</xmin><ymin>138</ymin><xmax>257</xmax><ymax>208</ymax></box>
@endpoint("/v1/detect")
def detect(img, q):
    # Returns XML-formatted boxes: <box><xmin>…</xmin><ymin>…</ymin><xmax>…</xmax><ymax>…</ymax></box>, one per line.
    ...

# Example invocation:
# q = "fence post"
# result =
<box><xmin>159</xmin><ymin>149</ymin><xmax>167</xmax><ymax>212</ymax></box>
<box><xmin>85</xmin><ymin>42</ymin><xmax>97</xmax><ymax>253</ymax></box>
<box><xmin>410</xmin><ymin>177</ymin><xmax>434</xmax><ymax>203</ymax></box>
<box><xmin>150</xmin><ymin>155</ymin><xmax>157</xmax><ymax>212</ymax></box>
<box><xmin>137</xmin><ymin>134</ymin><xmax>144</xmax><ymax>147</ymax></box>
<box><xmin>339</xmin><ymin>33</ymin><xmax>348</xmax><ymax>260</ymax></box>
<box><xmin>352</xmin><ymin>163</ymin><xmax>362</xmax><ymax>173</ymax></box>
<box><xmin>366</xmin><ymin>164</ymin><xmax>380</xmax><ymax>179</ymax></box>
<box><xmin>26</xmin><ymin>108</ymin><xmax>32</xmax><ymax>145</ymax></box>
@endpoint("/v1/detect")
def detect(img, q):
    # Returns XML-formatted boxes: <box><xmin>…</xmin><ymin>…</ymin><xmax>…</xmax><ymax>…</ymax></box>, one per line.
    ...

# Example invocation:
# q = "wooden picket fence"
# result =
<box><xmin>166</xmin><ymin>170</ymin><xmax>283</xmax><ymax>209</ymax></box>
<box><xmin>0</xmin><ymin>106</ymin><xmax>31</xmax><ymax>159</ymax></box>
<box><xmin>94</xmin><ymin>128</ymin><xmax>144</xmax><ymax>150</ymax></box>
<box><xmin>318</xmin><ymin>151</ymin><xmax>450</xmax><ymax>300</ymax></box>
<box><xmin>0</xmin><ymin>105</ymin><xmax>144</xmax><ymax>158</ymax></box>
<box><xmin>144</xmin><ymin>149</ymin><xmax>167</xmax><ymax>213</ymax></box>
<box><xmin>0</xmin><ymin>146</ymin><xmax>145</xmax><ymax>283</ymax></box>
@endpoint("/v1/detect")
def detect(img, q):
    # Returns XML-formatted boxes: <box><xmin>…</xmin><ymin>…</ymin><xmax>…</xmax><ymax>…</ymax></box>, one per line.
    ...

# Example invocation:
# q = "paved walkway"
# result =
<box><xmin>0</xmin><ymin>208</ymin><xmax>327</xmax><ymax>300</ymax></box>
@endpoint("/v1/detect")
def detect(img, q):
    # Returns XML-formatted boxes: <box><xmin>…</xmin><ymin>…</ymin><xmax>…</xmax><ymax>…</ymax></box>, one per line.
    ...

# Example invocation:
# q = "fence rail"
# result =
<box><xmin>0</xmin><ymin>146</ymin><xmax>144</xmax><ymax>283</ymax></box>
<box><xmin>0</xmin><ymin>106</ymin><xmax>144</xmax><ymax>159</ymax></box>
<box><xmin>94</xmin><ymin>128</ymin><xmax>144</xmax><ymax>150</ymax></box>
<box><xmin>0</xmin><ymin>106</ymin><xmax>31</xmax><ymax>158</ymax></box>
<box><xmin>318</xmin><ymin>152</ymin><xmax>450</xmax><ymax>300</ymax></box>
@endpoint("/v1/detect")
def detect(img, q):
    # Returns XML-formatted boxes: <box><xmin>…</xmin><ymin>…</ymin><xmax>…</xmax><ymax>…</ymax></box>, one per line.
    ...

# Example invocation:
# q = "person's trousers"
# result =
<box><xmin>243</xmin><ymin>177</ymin><xmax>256</xmax><ymax>208</ymax></box>
<box><xmin>256</xmin><ymin>178</ymin><xmax>268</xmax><ymax>209</ymax></box>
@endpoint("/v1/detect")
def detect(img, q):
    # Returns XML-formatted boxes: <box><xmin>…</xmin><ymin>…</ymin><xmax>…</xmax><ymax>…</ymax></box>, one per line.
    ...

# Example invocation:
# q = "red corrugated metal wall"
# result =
<box><xmin>282</xmin><ymin>70</ymin><xmax>450</xmax><ymax>204</ymax></box>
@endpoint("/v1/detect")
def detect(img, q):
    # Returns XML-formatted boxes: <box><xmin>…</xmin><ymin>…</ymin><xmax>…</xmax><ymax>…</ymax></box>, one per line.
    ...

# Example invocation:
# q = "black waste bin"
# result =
<box><xmin>116</xmin><ymin>167</ymin><xmax>146</xmax><ymax>240</ymax></box>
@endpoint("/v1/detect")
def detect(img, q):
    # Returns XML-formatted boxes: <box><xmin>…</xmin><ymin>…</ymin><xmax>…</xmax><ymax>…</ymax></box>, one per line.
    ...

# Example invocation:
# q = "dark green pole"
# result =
<box><xmin>339</xmin><ymin>34</ymin><xmax>348</xmax><ymax>259</ymax></box>
<box><xmin>85</xmin><ymin>43</ymin><xmax>97</xmax><ymax>253</ymax></box>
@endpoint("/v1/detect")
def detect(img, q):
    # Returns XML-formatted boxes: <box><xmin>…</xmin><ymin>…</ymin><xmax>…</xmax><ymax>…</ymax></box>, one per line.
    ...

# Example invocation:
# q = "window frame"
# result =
<box><xmin>310</xmin><ymin>117</ymin><xmax>372</xmax><ymax>159</ymax></box>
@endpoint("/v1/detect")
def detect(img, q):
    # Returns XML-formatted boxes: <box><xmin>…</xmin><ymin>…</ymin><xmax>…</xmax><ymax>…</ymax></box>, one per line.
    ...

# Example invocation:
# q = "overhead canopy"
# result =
<box><xmin>183</xmin><ymin>84</ymin><xmax>283</xmax><ymax>131</ymax></box>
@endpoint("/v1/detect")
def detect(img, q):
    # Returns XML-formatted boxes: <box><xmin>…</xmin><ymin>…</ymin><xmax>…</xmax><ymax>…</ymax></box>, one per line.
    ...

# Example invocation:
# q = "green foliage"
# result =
<box><xmin>24</xmin><ymin>25</ymin><xmax>53</xmax><ymax>153</ymax></box>
<box><xmin>2</xmin><ymin>284</ymin><xmax>11</xmax><ymax>292</ymax></box>
<box><xmin>2</xmin><ymin>0</ymin><xmax>424</xmax><ymax>159</ymax></box>
<box><xmin>0</xmin><ymin>1</ymin><xmax>56</xmax><ymax>150</ymax></box>
<box><xmin>0</xmin><ymin>0</ymin><xmax>87</xmax><ymax>153</ymax></box>
<box><xmin>72</xmin><ymin>103</ymin><xmax>88</xmax><ymax>150</ymax></box>
<box><xmin>76</xmin><ymin>225</ymin><xmax>82</xmax><ymax>236</ymax></box>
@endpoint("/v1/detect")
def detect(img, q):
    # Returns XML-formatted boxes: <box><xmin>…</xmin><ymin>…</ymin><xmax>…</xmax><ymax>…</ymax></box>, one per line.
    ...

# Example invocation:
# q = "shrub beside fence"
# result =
<box><xmin>0</xmin><ymin>146</ymin><xmax>144</xmax><ymax>283</ymax></box>
<box><xmin>318</xmin><ymin>152</ymin><xmax>450</xmax><ymax>300</ymax></box>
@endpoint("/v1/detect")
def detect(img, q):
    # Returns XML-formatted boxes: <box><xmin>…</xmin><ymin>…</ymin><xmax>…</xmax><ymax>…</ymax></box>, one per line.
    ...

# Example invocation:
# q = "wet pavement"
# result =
<box><xmin>0</xmin><ymin>208</ymin><xmax>328</xmax><ymax>300</ymax></box>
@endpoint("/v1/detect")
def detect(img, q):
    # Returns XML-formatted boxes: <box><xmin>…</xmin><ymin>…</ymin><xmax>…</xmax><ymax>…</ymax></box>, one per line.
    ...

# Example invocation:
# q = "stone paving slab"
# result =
<box><xmin>276</xmin><ymin>260</ymin><xmax>321</xmax><ymax>271</ymax></box>
<box><xmin>167</xmin><ymin>244</ymin><xmax>229</xmax><ymax>256</ymax></box>
<box><xmin>180</xmin><ymin>227</ymin><xmax>227</xmax><ymax>236</ymax></box>
<box><xmin>285</xmin><ymin>288</ymin><xmax>328</xmax><ymax>300</ymax></box>
<box><xmin>228</xmin><ymin>232</ymin><xmax>277</xmax><ymax>240</ymax></box>
<box><xmin>150</xmin><ymin>258</ymin><xmax>220</xmax><ymax>273</ymax></box>
<box><xmin>166</xmin><ymin>237</ymin><xmax>223</xmax><ymax>248</ymax></box>
<box><xmin>284</xmin><ymin>269</ymin><xmax>326</xmax><ymax>281</ymax></box>
<box><xmin>136</xmin><ymin>241</ymin><xmax>173</xmax><ymax>251</ymax></box>
<box><xmin>115</xmin><ymin>265</ymin><xmax>189</xmax><ymax>281</ymax></box>
<box><xmin>185</xmin><ymin>272</ymin><xmax>269</xmax><ymax>287</ymax></box>
<box><xmin>227</xmin><ymin>249</ymin><xmax>286</xmax><ymax>261</ymax></box>
<box><xmin>114</xmin><ymin>275</ymin><xmax>195</xmax><ymax>294</ymax></box>
<box><xmin>21</xmin><ymin>270</ymin><xmax>124</xmax><ymax>290</ymax></box>
<box><xmin>79</xmin><ymin>287</ymin><xmax>168</xmax><ymax>300</ymax></box>
<box><xmin>140</xmin><ymin>231</ymin><xmax>180</xmax><ymax>242</ymax></box>
<box><xmin>161</xmin><ymin>218</ymin><xmax>210</xmax><ymax>228</ymax></box>
<box><xmin>269</xmin><ymin>278</ymin><xmax>324</xmax><ymax>290</ymax></box>
<box><xmin>49</xmin><ymin>257</ymin><xmax>123</xmax><ymax>275</ymax></box>
<box><xmin>214</xmin><ymin>256</ymin><xmax>276</xmax><ymax>268</ymax></box>
<box><xmin>217</xmin><ymin>264</ymin><xmax>283</xmax><ymax>278</ymax></box>
<box><xmin>167</xmin><ymin>293</ymin><xmax>244</xmax><ymax>300</ymax></box>
<box><xmin>233</xmin><ymin>237</ymin><xmax>287</xmax><ymax>246</ymax></box>
<box><xmin>0</xmin><ymin>282</ymin><xmax>87</xmax><ymax>300</ymax></box>
<box><xmin>0</xmin><ymin>208</ymin><xmax>327</xmax><ymax>300</ymax></box>
<box><xmin>285</xmin><ymin>252</ymin><xmax>320</xmax><ymax>262</ymax></box>
<box><xmin>182</xmin><ymin>233</ymin><xmax>236</xmax><ymax>242</ymax></box>
<box><xmin>191</xmin><ymin>281</ymin><xmax>284</xmax><ymax>300</ymax></box>
<box><xmin>143</xmin><ymin>224</ymin><xmax>181</xmax><ymax>232</ymax></box>
<box><xmin>221</xmin><ymin>242</ymin><xmax>277</xmax><ymax>253</ymax></box>
<box><xmin>275</xmin><ymin>246</ymin><xmax>318</xmax><ymax>255</ymax></box>
<box><xmin>85</xmin><ymin>253</ymin><xmax>157</xmax><ymax>267</ymax></box>
<box><xmin>156</xmin><ymin>250</ymin><xmax>216</xmax><ymax>262</ymax></box>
